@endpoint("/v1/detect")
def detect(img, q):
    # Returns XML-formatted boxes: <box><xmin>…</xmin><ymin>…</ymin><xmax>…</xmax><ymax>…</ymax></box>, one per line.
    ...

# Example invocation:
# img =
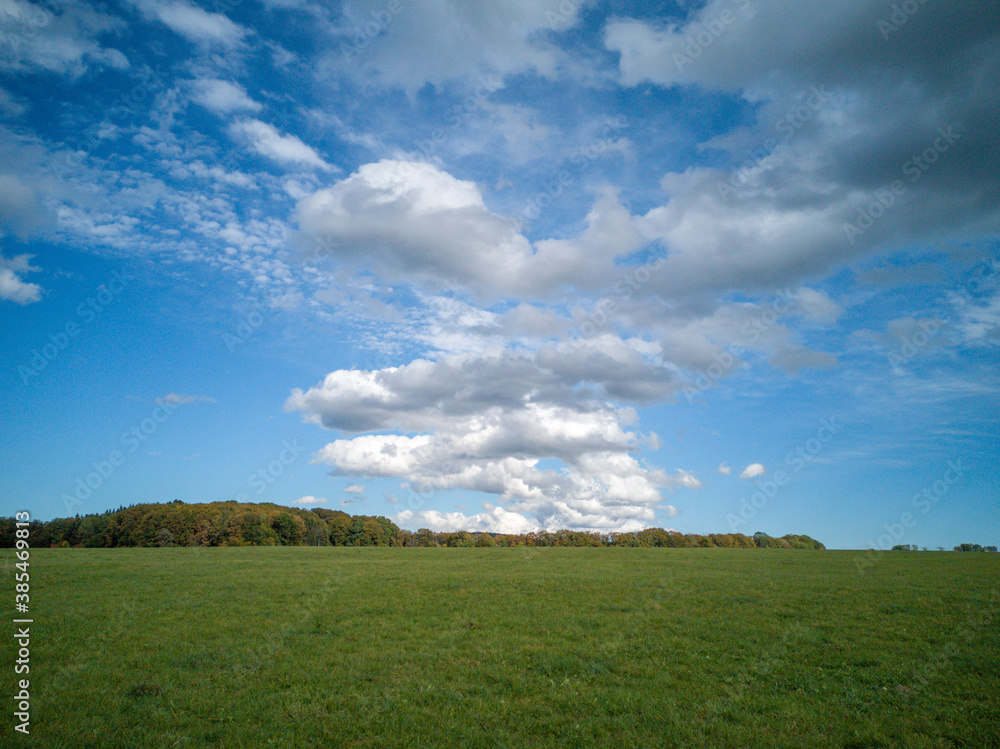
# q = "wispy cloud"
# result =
<box><xmin>230</xmin><ymin>119</ymin><xmax>334</xmax><ymax>172</ymax></box>
<box><xmin>189</xmin><ymin>79</ymin><xmax>262</xmax><ymax>114</ymax></box>
<box><xmin>141</xmin><ymin>0</ymin><xmax>248</xmax><ymax>49</ymax></box>
<box><xmin>154</xmin><ymin>393</ymin><xmax>216</xmax><ymax>406</ymax></box>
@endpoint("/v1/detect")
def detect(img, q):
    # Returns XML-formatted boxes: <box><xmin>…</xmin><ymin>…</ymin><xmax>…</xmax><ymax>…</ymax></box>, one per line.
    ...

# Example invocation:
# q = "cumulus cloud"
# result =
<box><xmin>327</xmin><ymin>0</ymin><xmax>587</xmax><ymax>92</ymax></box>
<box><xmin>292</xmin><ymin>495</ymin><xmax>327</xmax><ymax>506</ymax></box>
<box><xmin>295</xmin><ymin>159</ymin><xmax>533</xmax><ymax>294</ymax></box>
<box><xmin>739</xmin><ymin>463</ymin><xmax>766</xmax><ymax>479</ymax></box>
<box><xmin>604</xmin><ymin>1</ymin><xmax>1000</xmax><ymax>299</ymax></box>
<box><xmin>286</xmin><ymin>341</ymin><xmax>677</xmax><ymax>434</ymax></box>
<box><xmin>230</xmin><ymin>119</ymin><xmax>333</xmax><ymax>171</ymax></box>
<box><xmin>394</xmin><ymin>506</ymin><xmax>540</xmax><ymax>535</ymax></box>
<box><xmin>295</xmin><ymin>161</ymin><xmax>644</xmax><ymax>297</ymax></box>
<box><xmin>286</xmin><ymin>346</ymin><xmax>698</xmax><ymax>533</ymax></box>
<box><xmin>718</xmin><ymin>462</ymin><xmax>731</xmax><ymax>475</ymax></box>
<box><xmin>189</xmin><ymin>79</ymin><xmax>262</xmax><ymax>114</ymax></box>
<box><xmin>344</xmin><ymin>483</ymin><xmax>365</xmax><ymax>495</ymax></box>
<box><xmin>675</xmin><ymin>469</ymin><xmax>704</xmax><ymax>489</ymax></box>
<box><xmin>0</xmin><ymin>253</ymin><xmax>41</xmax><ymax>304</ymax></box>
<box><xmin>293</xmin><ymin>160</ymin><xmax>843</xmax><ymax>380</ymax></box>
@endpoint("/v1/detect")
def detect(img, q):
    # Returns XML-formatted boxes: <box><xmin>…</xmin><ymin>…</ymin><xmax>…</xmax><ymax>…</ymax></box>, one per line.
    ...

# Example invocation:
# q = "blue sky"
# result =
<box><xmin>1</xmin><ymin>0</ymin><xmax>998</xmax><ymax>549</ymax></box>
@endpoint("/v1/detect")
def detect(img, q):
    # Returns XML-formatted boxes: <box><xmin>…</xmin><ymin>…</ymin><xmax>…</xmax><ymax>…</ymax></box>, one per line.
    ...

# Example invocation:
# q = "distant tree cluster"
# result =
<box><xmin>890</xmin><ymin>543</ymin><xmax>997</xmax><ymax>552</ymax></box>
<box><xmin>0</xmin><ymin>501</ymin><xmax>825</xmax><ymax>550</ymax></box>
<box><xmin>399</xmin><ymin>529</ymin><xmax>824</xmax><ymax>549</ymax></box>
<box><xmin>0</xmin><ymin>502</ymin><xmax>389</xmax><ymax>549</ymax></box>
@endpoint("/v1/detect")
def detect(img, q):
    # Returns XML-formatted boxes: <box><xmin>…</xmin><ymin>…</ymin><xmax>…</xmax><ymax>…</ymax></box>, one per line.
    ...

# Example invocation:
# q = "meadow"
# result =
<box><xmin>3</xmin><ymin>547</ymin><xmax>998</xmax><ymax>748</ymax></box>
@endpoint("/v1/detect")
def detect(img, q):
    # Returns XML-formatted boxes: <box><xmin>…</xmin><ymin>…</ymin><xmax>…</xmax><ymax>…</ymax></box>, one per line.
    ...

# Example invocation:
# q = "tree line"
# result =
<box><xmin>891</xmin><ymin>544</ymin><xmax>998</xmax><ymax>552</ymax></box>
<box><xmin>0</xmin><ymin>500</ymin><xmax>826</xmax><ymax>549</ymax></box>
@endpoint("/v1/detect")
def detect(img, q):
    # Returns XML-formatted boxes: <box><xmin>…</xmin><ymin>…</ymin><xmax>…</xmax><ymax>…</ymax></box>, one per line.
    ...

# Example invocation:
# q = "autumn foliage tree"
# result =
<box><xmin>0</xmin><ymin>503</ymin><xmax>826</xmax><ymax>550</ymax></box>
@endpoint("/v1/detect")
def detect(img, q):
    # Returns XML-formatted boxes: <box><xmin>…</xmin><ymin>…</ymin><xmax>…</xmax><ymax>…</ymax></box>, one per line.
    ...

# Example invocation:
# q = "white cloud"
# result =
<box><xmin>344</xmin><ymin>483</ymin><xmax>365</xmax><ymax>495</ymax></box>
<box><xmin>958</xmin><ymin>295</ymin><xmax>1000</xmax><ymax>346</ymax></box>
<box><xmin>229</xmin><ymin>119</ymin><xmax>333</xmax><ymax>172</ymax></box>
<box><xmin>154</xmin><ymin>393</ymin><xmax>216</xmax><ymax>405</ymax></box>
<box><xmin>675</xmin><ymin>469</ymin><xmax>704</xmax><ymax>489</ymax></box>
<box><xmin>295</xmin><ymin>161</ymin><xmax>644</xmax><ymax>297</ymax></box>
<box><xmin>189</xmin><ymin>79</ymin><xmax>262</xmax><ymax>114</ymax></box>
<box><xmin>287</xmin><ymin>348</ymin><xmax>697</xmax><ymax>533</ymax></box>
<box><xmin>604</xmin><ymin>1</ymin><xmax>998</xmax><ymax>93</ymax></box>
<box><xmin>292</xmin><ymin>495</ymin><xmax>327</xmax><ymax>506</ymax></box>
<box><xmin>0</xmin><ymin>252</ymin><xmax>41</xmax><ymax>304</ymax></box>
<box><xmin>0</xmin><ymin>87</ymin><xmax>26</xmax><ymax>117</ymax></box>
<box><xmin>394</xmin><ymin>506</ymin><xmax>539</xmax><ymax>535</ymax></box>
<box><xmin>328</xmin><ymin>0</ymin><xmax>588</xmax><ymax>93</ymax></box>
<box><xmin>0</xmin><ymin>0</ymin><xmax>129</xmax><ymax>77</ymax></box>
<box><xmin>739</xmin><ymin>463</ymin><xmax>766</xmax><ymax>479</ymax></box>
<box><xmin>143</xmin><ymin>0</ymin><xmax>248</xmax><ymax>48</ymax></box>
<box><xmin>0</xmin><ymin>173</ymin><xmax>51</xmax><ymax>238</ymax></box>
<box><xmin>286</xmin><ymin>342</ymin><xmax>677</xmax><ymax>434</ymax></box>
<box><xmin>602</xmin><ymin>2</ymin><xmax>1000</xmax><ymax>305</ymax></box>
<box><xmin>295</xmin><ymin>159</ymin><xmax>531</xmax><ymax>294</ymax></box>
<box><xmin>718</xmin><ymin>462</ymin><xmax>731</xmax><ymax>475</ymax></box>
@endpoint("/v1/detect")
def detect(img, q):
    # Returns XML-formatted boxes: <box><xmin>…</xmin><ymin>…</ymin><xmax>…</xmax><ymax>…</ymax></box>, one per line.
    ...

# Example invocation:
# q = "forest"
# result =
<box><xmin>0</xmin><ymin>500</ymin><xmax>826</xmax><ymax>549</ymax></box>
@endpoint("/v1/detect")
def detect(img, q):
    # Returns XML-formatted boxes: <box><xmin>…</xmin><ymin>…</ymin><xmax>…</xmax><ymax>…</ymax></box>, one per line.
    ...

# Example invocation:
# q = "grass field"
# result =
<box><xmin>3</xmin><ymin>547</ymin><xmax>999</xmax><ymax>748</ymax></box>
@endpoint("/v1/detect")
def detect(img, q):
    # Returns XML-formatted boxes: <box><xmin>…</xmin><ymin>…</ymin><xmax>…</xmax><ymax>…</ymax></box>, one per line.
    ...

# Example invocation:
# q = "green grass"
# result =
<box><xmin>3</xmin><ymin>548</ymin><xmax>999</xmax><ymax>748</ymax></box>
